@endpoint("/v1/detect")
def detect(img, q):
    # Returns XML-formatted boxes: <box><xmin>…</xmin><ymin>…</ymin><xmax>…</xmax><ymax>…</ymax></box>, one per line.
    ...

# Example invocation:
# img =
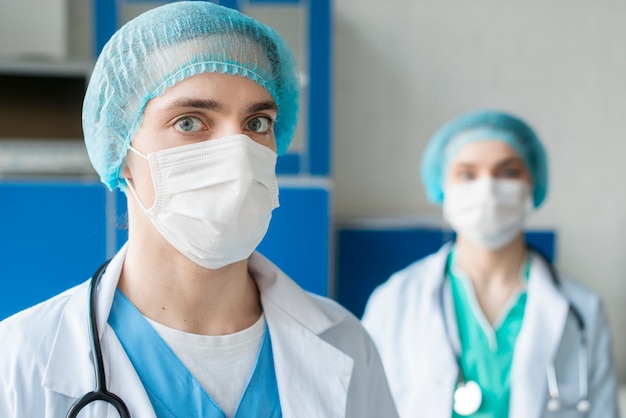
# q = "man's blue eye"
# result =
<box><xmin>247</xmin><ymin>117</ymin><xmax>272</xmax><ymax>133</ymax></box>
<box><xmin>175</xmin><ymin>116</ymin><xmax>203</xmax><ymax>132</ymax></box>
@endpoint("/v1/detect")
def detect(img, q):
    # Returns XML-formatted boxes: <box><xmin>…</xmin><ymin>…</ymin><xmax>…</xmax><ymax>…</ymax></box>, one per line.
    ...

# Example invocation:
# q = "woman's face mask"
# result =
<box><xmin>443</xmin><ymin>177</ymin><xmax>533</xmax><ymax>249</ymax></box>
<box><xmin>442</xmin><ymin>140</ymin><xmax>534</xmax><ymax>250</ymax></box>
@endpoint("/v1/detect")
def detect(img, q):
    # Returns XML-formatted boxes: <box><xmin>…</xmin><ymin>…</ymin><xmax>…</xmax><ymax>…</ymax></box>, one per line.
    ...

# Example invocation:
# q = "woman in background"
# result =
<box><xmin>362</xmin><ymin>110</ymin><xmax>619</xmax><ymax>417</ymax></box>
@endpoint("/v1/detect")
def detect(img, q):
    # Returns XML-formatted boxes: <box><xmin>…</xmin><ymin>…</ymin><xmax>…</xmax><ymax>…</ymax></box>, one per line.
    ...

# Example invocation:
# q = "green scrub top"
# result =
<box><xmin>448</xmin><ymin>248</ymin><xmax>530</xmax><ymax>418</ymax></box>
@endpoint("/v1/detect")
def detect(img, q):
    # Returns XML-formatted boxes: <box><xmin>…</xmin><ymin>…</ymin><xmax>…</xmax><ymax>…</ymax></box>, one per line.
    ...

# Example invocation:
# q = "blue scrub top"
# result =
<box><xmin>109</xmin><ymin>289</ymin><xmax>282</xmax><ymax>418</ymax></box>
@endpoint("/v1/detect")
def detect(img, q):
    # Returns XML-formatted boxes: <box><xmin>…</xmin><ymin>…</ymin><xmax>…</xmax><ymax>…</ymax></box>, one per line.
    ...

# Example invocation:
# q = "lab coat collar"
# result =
<box><xmin>42</xmin><ymin>245</ymin><xmax>126</xmax><ymax>398</ymax></box>
<box><xmin>43</xmin><ymin>247</ymin><xmax>353</xmax><ymax>417</ymax></box>
<box><xmin>249</xmin><ymin>251</ymin><xmax>339</xmax><ymax>335</ymax></box>
<box><xmin>248</xmin><ymin>251</ymin><xmax>353</xmax><ymax>417</ymax></box>
<box><xmin>42</xmin><ymin>244</ymin><xmax>156</xmax><ymax>416</ymax></box>
<box><xmin>508</xmin><ymin>251</ymin><xmax>569</xmax><ymax>418</ymax></box>
<box><xmin>421</xmin><ymin>243</ymin><xmax>459</xmax><ymax>416</ymax></box>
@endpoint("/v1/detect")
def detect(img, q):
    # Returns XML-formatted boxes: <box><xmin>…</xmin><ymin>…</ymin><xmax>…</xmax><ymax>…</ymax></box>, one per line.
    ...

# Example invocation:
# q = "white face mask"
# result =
<box><xmin>126</xmin><ymin>134</ymin><xmax>279</xmax><ymax>269</ymax></box>
<box><xmin>443</xmin><ymin>177</ymin><xmax>533</xmax><ymax>250</ymax></box>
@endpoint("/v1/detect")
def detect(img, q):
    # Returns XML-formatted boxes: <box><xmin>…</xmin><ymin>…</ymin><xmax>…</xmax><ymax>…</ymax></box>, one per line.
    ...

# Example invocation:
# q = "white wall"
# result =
<box><xmin>333</xmin><ymin>0</ymin><xmax>626</xmax><ymax>381</ymax></box>
<box><xmin>0</xmin><ymin>0</ymin><xmax>67</xmax><ymax>59</ymax></box>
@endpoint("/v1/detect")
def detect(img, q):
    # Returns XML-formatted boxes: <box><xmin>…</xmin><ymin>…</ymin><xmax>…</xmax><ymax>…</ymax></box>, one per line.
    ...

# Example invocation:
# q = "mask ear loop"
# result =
<box><xmin>124</xmin><ymin>146</ymin><xmax>152</xmax><ymax>212</ymax></box>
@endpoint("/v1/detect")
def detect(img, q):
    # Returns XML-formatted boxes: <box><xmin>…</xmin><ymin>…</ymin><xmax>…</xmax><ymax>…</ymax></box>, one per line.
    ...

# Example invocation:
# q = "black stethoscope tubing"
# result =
<box><xmin>443</xmin><ymin>244</ymin><xmax>589</xmax><ymax>415</ymax></box>
<box><xmin>66</xmin><ymin>259</ymin><xmax>131</xmax><ymax>418</ymax></box>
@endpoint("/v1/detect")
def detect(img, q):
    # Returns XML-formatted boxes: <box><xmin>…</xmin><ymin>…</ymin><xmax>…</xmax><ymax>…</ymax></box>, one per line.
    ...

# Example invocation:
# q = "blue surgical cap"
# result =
<box><xmin>420</xmin><ymin>110</ymin><xmax>548</xmax><ymax>207</ymax></box>
<box><xmin>83</xmin><ymin>1</ymin><xmax>300</xmax><ymax>190</ymax></box>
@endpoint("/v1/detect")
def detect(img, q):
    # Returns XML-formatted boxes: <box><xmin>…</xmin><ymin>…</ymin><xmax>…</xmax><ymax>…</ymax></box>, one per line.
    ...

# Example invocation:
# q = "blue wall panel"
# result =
<box><xmin>0</xmin><ymin>183</ymin><xmax>331</xmax><ymax>320</ymax></box>
<box><xmin>0</xmin><ymin>183</ymin><xmax>331</xmax><ymax>321</ymax></box>
<box><xmin>308</xmin><ymin>0</ymin><xmax>331</xmax><ymax>175</ymax></box>
<box><xmin>0</xmin><ymin>182</ymin><xmax>330</xmax><ymax>320</ymax></box>
<box><xmin>335</xmin><ymin>225</ymin><xmax>556</xmax><ymax>319</ymax></box>
<box><xmin>257</xmin><ymin>186</ymin><xmax>330</xmax><ymax>296</ymax></box>
<box><xmin>0</xmin><ymin>181</ymin><xmax>108</xmax><ymax>320</ymax></box>
<box><xmin>336</xmin><ymin>227</ymin><xmax>445</xmax><ymax>319</ymax></box>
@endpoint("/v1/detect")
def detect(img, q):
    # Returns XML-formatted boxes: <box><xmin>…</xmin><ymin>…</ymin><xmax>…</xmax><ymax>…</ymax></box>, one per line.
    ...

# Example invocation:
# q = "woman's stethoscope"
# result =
<box><xmin>66</xmin><ymin>260</ymin><xmax>131</xmax><ymax>418</ymax></box>
<box><xmin>442</xmin><ymin>245</ymin><xmax>590</xmax><ymax>416</ymax></box>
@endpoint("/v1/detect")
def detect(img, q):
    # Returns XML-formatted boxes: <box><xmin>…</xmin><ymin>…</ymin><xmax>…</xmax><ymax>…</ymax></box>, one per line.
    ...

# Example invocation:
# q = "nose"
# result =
<box><xmin>209</xmin><ymin>119</ymin><xmax>245</xmax><ymax>141</ymax></box>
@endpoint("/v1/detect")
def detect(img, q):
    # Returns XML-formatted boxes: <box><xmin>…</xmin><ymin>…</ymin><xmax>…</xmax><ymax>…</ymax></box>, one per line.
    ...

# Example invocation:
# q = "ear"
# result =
<box><xmin>121</xmin><ymin>149</ymin><xmax>134</xmax><ymax>182</ymax></box>
<box><xmin>121</xmin><ymin>161</ymin><xmax>132</xmax><ymax>181</ymax></box>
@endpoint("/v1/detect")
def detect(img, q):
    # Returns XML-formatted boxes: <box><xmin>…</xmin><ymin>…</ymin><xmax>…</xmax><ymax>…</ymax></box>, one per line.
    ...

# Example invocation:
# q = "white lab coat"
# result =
<box><xmin>362</xmin><ymin>244</ymin><xmax>620</xmax><ymax>418</ymax></box>
<box><xmin>0</xmin><ymin>246</ymin><xmax>398</xmax><ymax>418</ymax></box>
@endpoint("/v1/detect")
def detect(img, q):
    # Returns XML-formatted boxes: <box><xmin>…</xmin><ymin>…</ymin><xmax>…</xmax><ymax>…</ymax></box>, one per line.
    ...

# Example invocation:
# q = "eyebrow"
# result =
<box><xmin>451</xmin><ymin>156</ymin><xmax>524</xmax><ymax>168</ymax></box>
<box><xmin>166</xmin><ymin>98</ymin><xmax>278</xmax><ymax>114</ymax></box>
<box><xmin>496</xmin><ymin>156</ymin><xmax>525</xmax><ymax>167</ymax></box>
<box><xmin>246</xmin><ymin>100</ymin><xmax>278</xmax><ymax>114</ymax></box>
<box><xmin>169</xmin><ymin>99</ymin><xmax>222</xmax><ymax>111</ymax></box>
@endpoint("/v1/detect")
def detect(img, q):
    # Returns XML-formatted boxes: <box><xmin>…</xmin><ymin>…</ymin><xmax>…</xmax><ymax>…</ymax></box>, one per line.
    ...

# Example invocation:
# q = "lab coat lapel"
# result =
<box><xmin>509</xmin><ymin>254</ymin><xmax>569</xmax><ymax>418</ymax></box>
<box><xmin>42</xmin><ymin>280</ymin><xmax>99</xmax><ymax>399</ymax></box>
<box><xmin>43</xmin><ymin>245</ymin><xmax>156</xmax><ymax>417</ymax></box>
<box><xmin>43</xmin><ymin>250</ymin><xmax>122</xmax><ymax>399</ymax></box>
<box><xmin>421</xmin><ymin>246</ymin><xmax>458</xmax><ymax>418</ymax></box>
<box><xmin>264</xmin><ymin>306</ymin><xmax>353</xmax><ymax>417</ymax></box>
<box><xmin>250</xmin><ymin>252</ymin><xmax>353</xmax><ymax>418</ymax></box>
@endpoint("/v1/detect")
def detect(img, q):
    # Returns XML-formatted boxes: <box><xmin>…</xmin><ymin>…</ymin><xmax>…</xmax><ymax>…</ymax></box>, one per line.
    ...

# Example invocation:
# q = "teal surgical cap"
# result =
<box><xmin>83</xmin><ymin>1</ymin><xmax>300</xmax><ymax>190</ymax></box>
<box><xmin>420</xmin><ymin>110</ymin><xmax>548</xmax><ymax>207</ymax></box>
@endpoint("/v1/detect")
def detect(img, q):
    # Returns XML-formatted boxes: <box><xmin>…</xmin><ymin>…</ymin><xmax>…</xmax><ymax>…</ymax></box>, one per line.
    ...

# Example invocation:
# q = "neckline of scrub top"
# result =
<box><xmin>449</xmin><ymin>246</ymin><xmax>530</xmax><ymax>346</ymax></box>
<box><xmin>145</xmin><ymin>312</ymin><xmax>266</xmax><ymax>417</ymax></box>
<box><xmin>447</xmin><ymin>246</ymin><xmax>530</xmax><ymax>418</ymax></box>
<box><xmin>108</xmin><ymin>289</ymin><xmax>282</xmax><ymax>418</ymax></box>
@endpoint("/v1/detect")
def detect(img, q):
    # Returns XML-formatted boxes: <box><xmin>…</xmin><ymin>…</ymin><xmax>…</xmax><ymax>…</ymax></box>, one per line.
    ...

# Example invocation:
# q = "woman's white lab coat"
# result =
<box><xmin>0</xmin><ymin>246</ymin><xmax>398</xmax><ymax>418</ymax></box>
<box><xmin>362</xmin><ymin>244</ymin><xmax>619</xmax><ymax>418</ymax></box>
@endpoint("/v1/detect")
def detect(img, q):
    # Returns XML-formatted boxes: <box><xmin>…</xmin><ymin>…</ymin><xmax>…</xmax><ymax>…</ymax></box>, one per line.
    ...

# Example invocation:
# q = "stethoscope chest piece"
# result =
<box><xmin>453</xmin><ymin>380</ymin><xmax>482</xmax><ymax>416</ymax></box>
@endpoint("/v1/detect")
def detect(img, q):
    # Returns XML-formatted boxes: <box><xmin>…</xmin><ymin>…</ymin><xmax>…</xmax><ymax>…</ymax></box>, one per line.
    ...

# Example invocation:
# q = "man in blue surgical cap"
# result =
<box><xmin>0</xmin><ymin>3</ymin><xmax>397</xmax><ymax>417</ymax></box>
<box><xmin>362</xmin><ymin>110</ymin><xmax>619</xmax><ymax>417</ymax></box>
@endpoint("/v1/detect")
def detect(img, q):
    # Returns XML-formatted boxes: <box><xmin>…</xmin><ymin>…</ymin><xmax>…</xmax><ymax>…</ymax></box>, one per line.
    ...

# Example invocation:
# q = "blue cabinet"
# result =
<box><xmin>0</xmin><ymin>181</ymin><xmax>107</xmax><ymax>319</ymax></box>
<box><xmin>335</xmin><ymin>220</ymin><xmax>556</xmax><ymax>318</ymax></box>
<box><xmin>0</xmin><ymin>180</ymin><xmax>331</xmax><ymax>320</ymax></box>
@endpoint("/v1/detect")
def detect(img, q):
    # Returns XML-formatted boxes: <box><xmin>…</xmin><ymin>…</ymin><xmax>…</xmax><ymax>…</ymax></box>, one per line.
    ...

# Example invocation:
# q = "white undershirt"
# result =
<box><xmin>145</xmin><ymin>314</ymin><xmax>266</xmax><ymax>418</ymax></box>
